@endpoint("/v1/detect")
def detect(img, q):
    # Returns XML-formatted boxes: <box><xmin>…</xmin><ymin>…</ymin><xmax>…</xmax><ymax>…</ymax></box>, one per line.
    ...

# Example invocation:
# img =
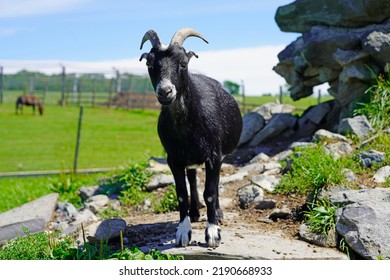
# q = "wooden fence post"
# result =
<box><xmin>73</xmin><ymin>106</ymin><xmax>84</xmax><ymax>174</ymax></box>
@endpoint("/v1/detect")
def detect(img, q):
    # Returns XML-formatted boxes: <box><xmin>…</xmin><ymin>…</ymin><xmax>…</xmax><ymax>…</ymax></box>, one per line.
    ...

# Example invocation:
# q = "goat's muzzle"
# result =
<box><xmin>156</xmin><ymin>81</ymin><xmax>177</xmax><ymax>105</ymax></box>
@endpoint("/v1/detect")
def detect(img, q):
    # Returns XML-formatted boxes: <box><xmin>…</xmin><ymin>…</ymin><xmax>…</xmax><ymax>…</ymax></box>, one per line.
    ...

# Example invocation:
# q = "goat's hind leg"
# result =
<box><xmin>187</xmin><ymin>168</ymin><xmax>200</xmax><ymax>222</ymax></box>
<box><xmin>169</xmin><ymin>161</ymin><xmax>192</xmax><ymax>247</ymax></box>
<box><xmin>204</xmin><ymin>158</ymin><xmax>222</xmax><ymax>248</ymax></box>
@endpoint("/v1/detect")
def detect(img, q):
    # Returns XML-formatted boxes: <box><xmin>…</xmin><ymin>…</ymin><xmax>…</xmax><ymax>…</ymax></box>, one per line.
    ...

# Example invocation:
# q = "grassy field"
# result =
<box><xmin>0</xmin><ymin>102</ymin><xmax>163</xmax><ymax>172</ymax></box>
<box><xmin>1</xmin><ymin>90</ymin><xmax>333</xmax><ymax>173</ymax></box>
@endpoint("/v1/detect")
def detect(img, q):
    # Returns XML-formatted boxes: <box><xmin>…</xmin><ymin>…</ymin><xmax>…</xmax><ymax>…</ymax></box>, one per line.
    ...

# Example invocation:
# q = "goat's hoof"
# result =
<box><xmin>205</xmin><ymin>223</ymin><xmax>221</xmax><ymax>248</ymax></box>
<box><xmin>176</xmin><ymin>216</ymin><xmax>192</xmax><ymax>247</ymax></box>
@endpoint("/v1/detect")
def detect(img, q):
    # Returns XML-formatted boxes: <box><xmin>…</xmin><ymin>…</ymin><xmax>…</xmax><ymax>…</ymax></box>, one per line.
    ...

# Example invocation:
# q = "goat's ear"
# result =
<box><xmin>187</xmin><ymin>51</ymin><xmax>199</xmax><ymax>60</ymax></box>
<box><xmin>139</xmin><ymin>53</ymin><xmax>149</xmax><ymax>62</ymax></box>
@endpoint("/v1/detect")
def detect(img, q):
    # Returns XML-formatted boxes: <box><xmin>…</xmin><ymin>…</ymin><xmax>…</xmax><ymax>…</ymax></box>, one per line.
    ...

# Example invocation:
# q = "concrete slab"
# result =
<box><xmin>0</xmin><ymin>219</ymin><xmax>46</xmax><ymax>243</ymax></box>
<box><xmin>0</xmin><ymin>193</ymin><xmax>58</xmax><ymax>227</ymax></box>
<box><xmin>142</xmin><ymin>227</ymin><xmax>348</xmax><ymax>260</ymax></box>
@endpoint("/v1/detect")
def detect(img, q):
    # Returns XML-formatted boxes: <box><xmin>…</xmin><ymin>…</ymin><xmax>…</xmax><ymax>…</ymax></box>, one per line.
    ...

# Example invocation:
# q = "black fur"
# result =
<box><xmin>142</xmin><ymin>40</ymin><xmax>242</xmax><ymax>247</ymax></box>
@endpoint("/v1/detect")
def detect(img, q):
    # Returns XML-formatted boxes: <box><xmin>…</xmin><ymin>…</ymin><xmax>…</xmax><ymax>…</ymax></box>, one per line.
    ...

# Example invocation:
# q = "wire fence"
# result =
<box><xmin>0</xmin><ymin>69</ymin><xmax>160</xmax><ymax>110</ymax></box>
<box><xmin>0</xmin><ymin>67</ymin><xmax>327</xmax><ymax>176</ymax></box>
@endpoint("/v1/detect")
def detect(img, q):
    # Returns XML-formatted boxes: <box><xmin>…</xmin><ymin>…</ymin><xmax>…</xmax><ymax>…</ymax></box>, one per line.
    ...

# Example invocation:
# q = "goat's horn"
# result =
<box><xmin>169</xmin><ymin>27</ymin><xmax>209</xmax><ymax>47</ymax></box>
<box><xmin>140</xmin><ymin>29</ymin><xmax>162</xmax><ymax>50</ymax></box>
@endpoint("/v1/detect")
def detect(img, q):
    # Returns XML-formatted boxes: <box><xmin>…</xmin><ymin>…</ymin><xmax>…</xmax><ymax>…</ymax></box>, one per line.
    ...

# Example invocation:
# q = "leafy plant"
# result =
<box><xmin>354</xmin><ymin>73</ymin><xmax>390</xmax><ymax>131</ymax></box>
<box><xmin>49</xmin><ymin>171</ymin><xmax>82</xmax><ymax>207</ymax></box>
<box><xmin>0</xmin><ymin>226</ymin><xmax>183</xmax><ymax>260</ymax></box>
<box><xmin>277</xmin><ymin>145</ymin><xmax>347</xmax><ymax>202</ymax></box>
<box><xmin>303</xmin><ymin>198</ymin><xmax>338</xmax><ymax>237</ymax></box>
<box><xmin>155</xmin><ymin>185</ymin><xmax>178</xmax><ymax>214</ymax></box>
<box><xmin>0</xmin><ymin>228</ymin><xmax>73</xmax><ymax>260</ymax></box>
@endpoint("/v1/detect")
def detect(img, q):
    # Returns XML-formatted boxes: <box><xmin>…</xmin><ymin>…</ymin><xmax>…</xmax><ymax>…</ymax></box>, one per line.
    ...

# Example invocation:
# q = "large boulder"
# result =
<box><xmin>336</xmin><ymin>202</ymin><xmax>390</xmax><ymax>259</ymax></box>
<box><xmin>275</xmin><ymin>0</ymin><xmax>390</xmax><ymax>33</ymax></box>
<box><xmin>274</xmin><ymin>0</ymin><xmax>390</xmax><ymax>118</ymax></box>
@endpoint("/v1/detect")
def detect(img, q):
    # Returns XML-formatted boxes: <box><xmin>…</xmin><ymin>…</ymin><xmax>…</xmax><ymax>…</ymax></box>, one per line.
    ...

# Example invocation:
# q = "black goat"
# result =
<box><xmin>140</xmin><ymin>28</ymin><xmax>242</xmax><ymax>247</ymax></box>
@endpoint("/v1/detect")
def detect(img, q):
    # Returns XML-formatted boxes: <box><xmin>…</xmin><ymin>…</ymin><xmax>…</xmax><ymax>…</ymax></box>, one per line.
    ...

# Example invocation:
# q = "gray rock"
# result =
<box><xmin>299</xmin><ymin>223</ymin><xmax>337</xmax><ymax>248</ymax></box>
<box><xmin>373</xmin><ymin>165</ymin><xmax>390</xmax><ymax>183</ymax></box>
<box><xmin>78</xmin><ymin>186</ymin><xmax>99</xmax><ymax>201</ymax></box>
<box><xmin>237</xmin><ymin>184</ymin><xmax>264</xmax><ymax>209</ymax></box>
<box><xmin>299</xmin><ymin>102</ymin><xmax>332</xmax><ymax>126</ymax></box>
<box><xmin>336</xmin><ymin>201</ymin><xmax>390</xmax><ymax>259</ymax></box>
<box><xmin>363</xmin><ymin>31</ymin><xmax>390</xmax><ymax>65</ymax></box>
<box><xmin>268</xmin><ymin>206</ymin><xmax>291</xmax><ymax>221</ymax></box>
<box><xmin>333</xmin><ymin>48</ymin><xmax>370</xmax><ymax>67</ymax></box>
<box><xmin>251</xmin><ymin>175</ymin><xmax>280</xmax><ymax>193</ymax></box>
<box><xmin>289</xmin><ymin>141</ymin><xmax>317</xmax><ymax>150</ymax></box>
<box><xmin>255</xmin><ymin>199</ymin><xmax>277</xmax><ymax>210</ymax></box>
<box><xmin>274</xmin><ymin>0</ymin><xmax>390</xmax><ymax>117</ymax></box>
<box><xmin>238</xmin><ymin>112</ymin><xmax>265</xmax><ymax>146</ymax></box>
<box><xmin>338</xmin><ymin>115</ymin><xmax>374</xmax><ymax>140</ymax></box>
<box><xmin>84</xmin><ymin>194</ymin><xmax>109</xmax><ymax>214</ymax></box>
<box><xmin>70</xmin><ymin>208</ymin><xmax>99</xmax><ymax>227</ymax></box>
<box><xmin>249</xmin><ymin>113</ymin><xmax>297</xmax><ymax>146</ymax></box>
<box><xmin>57</xmin><ymin>202</ymin><xmax>78</xmax><ymax>218</ymax></box>
<box><xmin>324</xmin><ymin>142</ymin><xmax>353</xmax><ymax>159</ymax></box>
<box><xmin>312</xmin><ymin>129</ymin><xmax>349</xmax><ymax>143</ymax></box>
<box><xmin>82</xmin><ymin>218</ymin><xmax>127</xmax><ymax>244</ymax></box>
<box><xmin>355</xmin><ymin>149</ymin><xmax>386</xmax><ymax>168</ymax></box>
<box><xmin>342</xmin><ymin>168</ymin><xmax>357</xmax><ymax>182</ymax></box>
<box><xmin>220</xmin><ymin>171</ymin><xmax>248</xmax><ymax>185</ymax></box>
<box><xmin>252</xmin><ymin>102</ymin><xmax>295</xmax><ymax>121</ymax></box>
<box><xmin>275</xmin><ymin>0</ymin><xmax>390</xmax><ymax>33</ymax></box>
<box><xmin>327</xmin><ymin>187</ymin><xmax>390</xmax><ymax>206</ymax></box>
<box><xmin>238</xmin><ymin>162</ymin><xmax>265</xmax><ymax>173</ymax></box>
<box><xmin>146</xmin><ymin>174</ymin><xmax>175</xmax><ymax>191</ymax></box>
<box><xmin>249</xmin><ymin>152</ymin><xmax>270</xmax><ymax>163</ymax></box>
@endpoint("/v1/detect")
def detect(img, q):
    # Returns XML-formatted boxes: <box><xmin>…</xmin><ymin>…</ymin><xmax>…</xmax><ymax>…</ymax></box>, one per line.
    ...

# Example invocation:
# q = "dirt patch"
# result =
<box><xmin>122</xmin><ymin>163</ymin><xmax>307</xmax><ymax>249</ymax></box>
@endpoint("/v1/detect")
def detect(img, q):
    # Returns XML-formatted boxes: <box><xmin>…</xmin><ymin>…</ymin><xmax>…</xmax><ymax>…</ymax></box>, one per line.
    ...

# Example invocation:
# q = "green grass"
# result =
<box><xmin>0</xmin><ymin>103</ymin><xmax>163</xmax><ymax>172</ymax></box>
<box><xmin>276</xmin><ymin>145</ymin><xmax>352</xmax><ymax>199</ymax></box>
<box><xmin>0</xmin><ymin>172</ymin><xmax>108</xmax><ymax>213</ymax></box>
<box><xmin>353</xmin><ymin>73</ymin><xmax>390</xmax><ymax>131</ymax></box>
<box><xmin>0</xmin><ymin>227</ymin><xmax>183</xmax><ymax>260</ymax></box>
<box><xmin>242</xmin><ymin>94</ymin><xmax>333</xmax><ymax>113</ymax></box>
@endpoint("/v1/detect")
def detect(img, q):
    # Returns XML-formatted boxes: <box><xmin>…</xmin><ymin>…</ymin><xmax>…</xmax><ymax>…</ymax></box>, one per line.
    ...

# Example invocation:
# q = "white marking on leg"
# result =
<box><xmin>205</xmin><ymin>222</ymin><xmax>221</xmax><ymax>248</ymax></box>
<box><xmin>176</xmin><ymin>216</ymin><xmax>192</xmax><ymax>247</ymax></box>
<box><xmin>207</xmin><ymin>196</ymin><xmax>213</xmax><ymax>203</ymax></box>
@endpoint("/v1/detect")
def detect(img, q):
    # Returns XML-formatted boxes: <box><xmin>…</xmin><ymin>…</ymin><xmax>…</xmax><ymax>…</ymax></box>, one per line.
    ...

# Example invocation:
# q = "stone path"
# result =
<box><xmin>0</xmin><ymin>193</ymin><xmax>347</xmax><ymax>259</ymax></box>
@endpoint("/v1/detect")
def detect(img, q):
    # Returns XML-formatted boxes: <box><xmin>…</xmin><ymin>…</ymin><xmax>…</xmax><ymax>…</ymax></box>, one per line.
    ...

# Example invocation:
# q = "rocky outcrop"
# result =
<box><xmin>274</xmin><ymin>0</ymin><xmax>390</xmax><ymax>117</ymax></box>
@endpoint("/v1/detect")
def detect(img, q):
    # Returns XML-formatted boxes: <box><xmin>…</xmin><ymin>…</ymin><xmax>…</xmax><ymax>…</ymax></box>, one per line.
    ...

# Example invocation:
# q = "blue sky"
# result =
<box><xmin>0</xmin><ymin>0</ymin><xmax>301</xmax><ymax>95</ymax></box>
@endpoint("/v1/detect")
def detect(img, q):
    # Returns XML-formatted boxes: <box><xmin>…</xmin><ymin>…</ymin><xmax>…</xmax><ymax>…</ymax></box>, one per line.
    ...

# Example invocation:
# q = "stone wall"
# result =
<box><xmin>274</xmin><ymin>0</ymin><xmax>390</xmax><ymax>116</ymax></box>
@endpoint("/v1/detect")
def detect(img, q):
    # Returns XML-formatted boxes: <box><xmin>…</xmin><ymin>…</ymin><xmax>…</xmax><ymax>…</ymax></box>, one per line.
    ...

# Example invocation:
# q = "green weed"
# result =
<box><xmin>276</xmin><ymin>145</ymin><xmax>347</xmax><ymax>202</ymax></box>
<box><xmin>155</xmin><ymin>185</ymin><xmax>178</xmax><ymax>214</ymax></box>
<box><xmin>353</xmin><ymin>73</ymin><xmax>390</xmax><ymax>131</ymax></box>
<box><xmin>0</xmin><ymin>226</ymin><xmax>183</xmax><ymax>260</ymax></box>
<box><xmin>303</xmin><ymin>198</ymin><xmax>338</xmax><ymax>237</ymax></box>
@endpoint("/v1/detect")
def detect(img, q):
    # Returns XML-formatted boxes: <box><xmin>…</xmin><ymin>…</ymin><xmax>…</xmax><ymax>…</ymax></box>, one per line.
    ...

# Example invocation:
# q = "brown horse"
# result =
<box><xmin>15</xmin><ymin>95</ymin><xmax>44</xmax><ymax>115</ymax></box>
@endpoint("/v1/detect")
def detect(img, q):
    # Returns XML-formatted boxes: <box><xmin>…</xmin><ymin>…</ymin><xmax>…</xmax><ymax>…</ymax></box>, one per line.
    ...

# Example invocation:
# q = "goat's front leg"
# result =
<box><xmin>169</xmin><ymin>161</ymin><xmax>192</xmax><ymax>247</ymax></box>
<box><xmin>204</xmin><ymin>158</ymin><xmax>222</xmax><ymax>248</ymax></box>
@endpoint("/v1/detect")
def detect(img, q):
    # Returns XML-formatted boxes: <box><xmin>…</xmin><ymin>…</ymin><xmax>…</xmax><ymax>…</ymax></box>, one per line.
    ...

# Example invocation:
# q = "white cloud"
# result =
<box><xmin>0</xmin><ymin>0</ymin><xmax>89</xmax><ymax>18</ymax></box>
<box><xmin>191</xmin><ymin>45</ymin><xmax>287</xmax><ymax>95</ymax></box>
<box><xmin>1</xmin><ymin>45</ymin><xmax>297</xmax><ymax>96</ymax></box>
<box><xmin>0</xmin><ymin>27</ymin><xmax>18</xmax><ymax>37</ymax></box>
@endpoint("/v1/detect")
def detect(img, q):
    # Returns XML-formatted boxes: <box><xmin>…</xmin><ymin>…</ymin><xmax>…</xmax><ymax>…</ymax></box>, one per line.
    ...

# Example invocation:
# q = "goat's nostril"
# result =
<box><xmin>160</xmin><ymin>87</ymin><xmax>173</xmax><ymax>97</ymax></box>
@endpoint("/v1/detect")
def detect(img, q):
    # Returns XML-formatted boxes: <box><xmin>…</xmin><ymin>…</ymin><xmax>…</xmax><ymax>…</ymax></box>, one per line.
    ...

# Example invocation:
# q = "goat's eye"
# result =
<box><xmin>180</xmin><ymin>61</ymin><xmax>188</xmax><ymax>69</ymax></box>
<box><xmin>146</xmin><ymin>61</ymin><xmax>153</xmax><ymax>69</ymax></box>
